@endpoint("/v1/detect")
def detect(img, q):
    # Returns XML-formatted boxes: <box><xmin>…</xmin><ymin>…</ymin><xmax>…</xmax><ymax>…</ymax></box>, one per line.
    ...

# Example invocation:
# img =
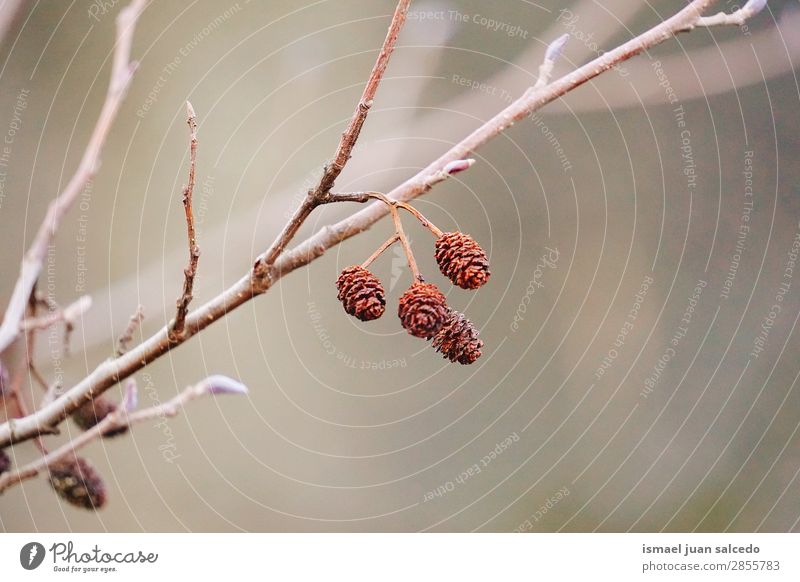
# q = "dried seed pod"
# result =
<box><xmin>0</xmin><ymin>448</ymin><xmax>10</xmax><ymax>475</ymax></box>
<box><xmin>336</xmin><ymin>266</ymin><xmax>386</xmax><ymax>321</ymax></box>
<box><xmin>398</xmin><ymin>282</ymin><xmax>449</xmax><ymax>339</ymax></box>
<box><xmin>48</xmin><ymin>456</ymin><xmax>107</xmax><ymax>510</ymax></box>
<box><xmin>435</xmin><ymin>231</ymin><xmax>490</xmax><ymax>290</ymax></box>
<box><xmin>432</xmin><ymin>310</ymin><xmax>484</xmax><ymax>365</ymax></box>
<box><xmin>72</xmin><ymin>396</ymin><xmax>128</xmax><ymax>437</ymax></box>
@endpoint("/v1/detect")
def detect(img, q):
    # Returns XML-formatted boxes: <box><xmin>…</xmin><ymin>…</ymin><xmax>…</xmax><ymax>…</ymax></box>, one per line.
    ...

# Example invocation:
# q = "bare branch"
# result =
<box><xmin>1</xmin><ymin>0</ymin><xmax>764</xmax><ymax>449</ymax></box>
<box><xmin>0</xmin><ymin>375</ymin><xmax>247</xmax><ymax>493</ymax></box>
<box><xmin>0</xmin><ymin>0</ymin><xmax>147</xmax><ymax>356</ymax></box>
<box><xmin>170</xmin><ymin>102</ymin><xmax>200</xmax><ymax>340</ymax></box>
<box><xmin>116</xmin><ymin>305</ymin><xmax>145</xmax><ymax>356</ymax></box>
<box><xmin>253</xmin><ymin>0</ymin><xmax>412</xmax><ymax>276</ymax></box>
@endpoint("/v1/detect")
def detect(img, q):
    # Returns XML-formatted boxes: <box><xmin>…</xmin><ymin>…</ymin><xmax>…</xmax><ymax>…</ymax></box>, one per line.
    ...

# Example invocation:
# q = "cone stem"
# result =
<box><xmin>363</xmin><ymin>192</ymin><xmax>444</xmax><ymax>237</ymax></box>
<box><xmin>389</xmin><ymin>205</ymin><xmax>422</xmax><ymax>282</ymax></box>
<box><xmin>361</xmin><ymin>234</ymin><xmax>400</xmax><ymax>269</ymax></box>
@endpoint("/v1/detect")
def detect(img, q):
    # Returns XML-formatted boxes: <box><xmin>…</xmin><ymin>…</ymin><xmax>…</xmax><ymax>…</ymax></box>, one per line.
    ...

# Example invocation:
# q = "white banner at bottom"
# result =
<box><xmin>0</xmin><ymin>533</ymin><xmax>797</xmax><ymax>581</ymax></box>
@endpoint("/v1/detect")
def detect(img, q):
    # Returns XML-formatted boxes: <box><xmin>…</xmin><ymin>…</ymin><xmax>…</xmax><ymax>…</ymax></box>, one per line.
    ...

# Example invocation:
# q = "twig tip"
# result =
<box><xmin>199</xmin><ymin>375</ymin><xmax>248</xmax><ymax>396</ymax></box>
<box><xmin>546</xmin><ymin>33</ymin><xmax>570</xmax><ymax>62</ymax></box>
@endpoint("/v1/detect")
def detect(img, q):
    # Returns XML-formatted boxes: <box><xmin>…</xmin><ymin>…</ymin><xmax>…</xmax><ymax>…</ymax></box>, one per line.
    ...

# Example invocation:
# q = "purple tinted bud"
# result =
<box><xmin>743</xmin><ymin>0</ymin><xmax>767</xmax><ymax>15</ymax></box>
<box><xmin>201</xmin><ymin>375</ymin><xmax>248</xmax><ymax>396</ymax></box>
<box><xmin>545</xmin><ymin>34</ymin><xmax>569</xmax><ymax>62</ymax></box>
<box><xmin>443</xmin><ymin>159</ymin><xmax>475</xmax><ymax>175</ymax></box>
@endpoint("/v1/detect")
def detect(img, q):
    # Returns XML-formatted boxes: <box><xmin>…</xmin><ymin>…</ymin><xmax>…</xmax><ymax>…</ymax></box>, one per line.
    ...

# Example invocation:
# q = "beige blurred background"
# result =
<box><xmin>0</xmin><ymin>0</ymin><xmax>799</xmax><ymax>532</ymax></box>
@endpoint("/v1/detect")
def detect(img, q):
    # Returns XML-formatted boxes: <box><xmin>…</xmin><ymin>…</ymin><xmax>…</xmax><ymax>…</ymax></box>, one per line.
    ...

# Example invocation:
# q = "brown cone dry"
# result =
<box><xmin>398</xmin><ymin>282</ymin><xmax>449</xmax><ymax>339</ymax></box>
<box><xmin>432</xmin><ymin>311</ymin><xmax>484</xmax><ymax>365</ymax></box>
<box><xmin>0</xmin><ymin>448</ymin><xmax>9</xmax><ymax>475</ymax></box>
<box><xmin>72</xmin><ymin>396</ymin><xmax>128</xmax><ymax>437</ymax></box>
<box><xmin>435</xmin><ymin>232</ymin><xmax>490</xmax><ymax>290</ymax></box>
<box><xmin>336</xmin><ymin>266</ymin><xmax>386</xmax><ymax>321</ymax></box>
<box><xmin>48</xmin><ymin>455</ymin><xmax>107</xmax><ymax>510</ymax></box>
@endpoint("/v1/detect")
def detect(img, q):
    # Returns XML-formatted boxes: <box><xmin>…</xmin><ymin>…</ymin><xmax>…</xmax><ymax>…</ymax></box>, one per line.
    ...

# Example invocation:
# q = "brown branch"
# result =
<box><xmin>0</xmin><ymin>0</ymin><xmax>758</xmax><ymax>449</ymax></box>
<box><xmin>0</xmin><ymin>376</ymin><xmax>247</xmax><ymax>493</ymax></box>
<box><xmin>170</xmin><ymin>102</ymin><xmax>200</xmax><ymax>340</ymax></box>
<box><xmin>0</xmin><ymin>0</ymin><xmax>146</xmax><ymax>356</ymax></box>
<box><xmin>116</xmin><ymin>305</ymin><xmax>145</xmax><ymax>356</ymax></box>
<box><xmin>253</xmin><ymin>0</ymin><xmax>412</xmax><ymax>278</ymax></box>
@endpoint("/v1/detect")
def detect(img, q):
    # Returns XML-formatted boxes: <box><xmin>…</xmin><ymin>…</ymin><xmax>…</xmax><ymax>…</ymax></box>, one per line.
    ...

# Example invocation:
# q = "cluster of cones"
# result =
<box><xmin>336</xmin><ymin>224</ymin><xmax>490</xmax><ymax>365</ymax></box>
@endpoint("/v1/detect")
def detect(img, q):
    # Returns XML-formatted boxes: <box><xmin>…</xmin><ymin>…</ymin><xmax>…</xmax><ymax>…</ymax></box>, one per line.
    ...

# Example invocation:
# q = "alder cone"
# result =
<box><xmin>72</xmin><ymin>396</ymin><xmax>128</xmax><ymax>437</ymax></box>
<box><xmin>48</xmin><ymin>456</ymin><xmax>107</xmax><ymax>510</ymax></box>
<box><xmin>435</xmin><ymin>232</ymin><xmax>490</xmax><ymax>290</ymax></box>
<box><xmin>432</xmin><ymin>311</ymin><xmax>484</xmax><ymax>365</ymax></box>
<box><xmin>0</xmin><ymin>448</ymin><xmax>9</xmax><ymax>475</ymax></box>
<box><xmin>398</xmin><ymin>282</ymin><xmax>448</xmax><ymax>339</ymax></box>
<box><xmin>336</xmin><ymin>266</ymin><xmax>386</xmax><ymax>321</ymax></box>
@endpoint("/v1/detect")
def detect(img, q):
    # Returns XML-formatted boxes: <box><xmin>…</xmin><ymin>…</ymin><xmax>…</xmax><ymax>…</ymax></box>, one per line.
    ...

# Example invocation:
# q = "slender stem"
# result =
<box><xmin>254</xmin><ymin>0</ymin><xmax>412</xmax><ymax>276</ymax></box>
<box><xmin>171</xmin><ymin>102</ymin><xmax>200</xmax><ymax>339</ymax></box>
<box><xmin>390</xmin><ymin>205</ymin><xmax>421</xmax><ymax>282</ymax></box>
<box><xmin>361</xmin><ymin>234</ymin><xmax>400</xmax><ymax>269</ymax></box>
<box><xmin>395</xmin><ymin>201</ymin><xmax>443</xmax><ymax>237</ymax></box>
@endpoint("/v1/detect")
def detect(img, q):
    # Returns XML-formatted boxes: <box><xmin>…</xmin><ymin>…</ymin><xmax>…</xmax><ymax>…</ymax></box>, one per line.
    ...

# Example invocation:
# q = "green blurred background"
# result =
<box><xmin>1</xmin><ymin>0</ymin><xmax>799</xmax><ymax>531</ymax></box>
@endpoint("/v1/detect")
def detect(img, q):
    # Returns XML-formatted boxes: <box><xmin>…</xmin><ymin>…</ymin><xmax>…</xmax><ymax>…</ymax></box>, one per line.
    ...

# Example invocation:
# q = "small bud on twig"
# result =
<box><xmin>122</xmin><ymin>379</ymin><xmax>138</xmax><ymax>412</ymax></box>
<box><xmin>197</xmin><ymin>375</ymin><xmax>249</xmax><ymax>396</ymax></box>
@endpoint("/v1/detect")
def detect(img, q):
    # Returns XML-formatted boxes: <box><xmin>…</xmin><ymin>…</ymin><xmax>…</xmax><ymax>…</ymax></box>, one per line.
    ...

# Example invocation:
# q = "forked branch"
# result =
<box><xmin>0</xmin><ymin>0</ymin><xmax>768</xmax><ymax>452</ymax></box>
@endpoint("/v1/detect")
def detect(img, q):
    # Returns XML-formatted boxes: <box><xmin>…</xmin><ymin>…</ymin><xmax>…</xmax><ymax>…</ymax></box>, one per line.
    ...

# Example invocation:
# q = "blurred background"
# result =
<box><xmin>0</xmin><ymin>0</ymin><xmax>799</xmax><ymax>532</ymax></box>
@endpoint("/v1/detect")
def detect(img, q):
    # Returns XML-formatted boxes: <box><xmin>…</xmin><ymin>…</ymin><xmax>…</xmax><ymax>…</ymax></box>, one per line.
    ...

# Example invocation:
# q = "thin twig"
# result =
<box><xmin>170</xmin><ymin>102</ymin><xmax>200</xmax><ymax>340</ymax></box>
<box><xmin>1</xmin><ymin>0</ymin><xmax>762</xmax><ymax>449</ymax></box>
<box><xmin>0</xmin><ymin>0</ymin><xmax>146</xmax><ymax>356</ymax></box>
<box><xmin>20</xmin><ymin>296</ymin><xmax>92</xmax><ymax>333</ymax></box>
<box><xmin>253</xmin><ymin>0</ymin><xmax>412</xmax><ymax>278</ymax></box>
<box><xmin>116</xmin><ymin>305</ymin><xmax>145</xmax><ymax>356</ymax></box>
<box><xmin>361</xmin><ymin>234</ymin><xmax>400</xmax><ymax>269</ymax></box>
<box><xmin>395</xmin><ymin>201</ymin><xmax>443</xmax><ymax>238</ymax></box>
<box><xmin>0</xmin><ymin>376</ymin><xmax>247</xmax><ymax>493</ymax></box>
<box><xmin>390</xmin><ymin>205</ymin><xmax>420</xmax><ymax>282</ymax></box>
